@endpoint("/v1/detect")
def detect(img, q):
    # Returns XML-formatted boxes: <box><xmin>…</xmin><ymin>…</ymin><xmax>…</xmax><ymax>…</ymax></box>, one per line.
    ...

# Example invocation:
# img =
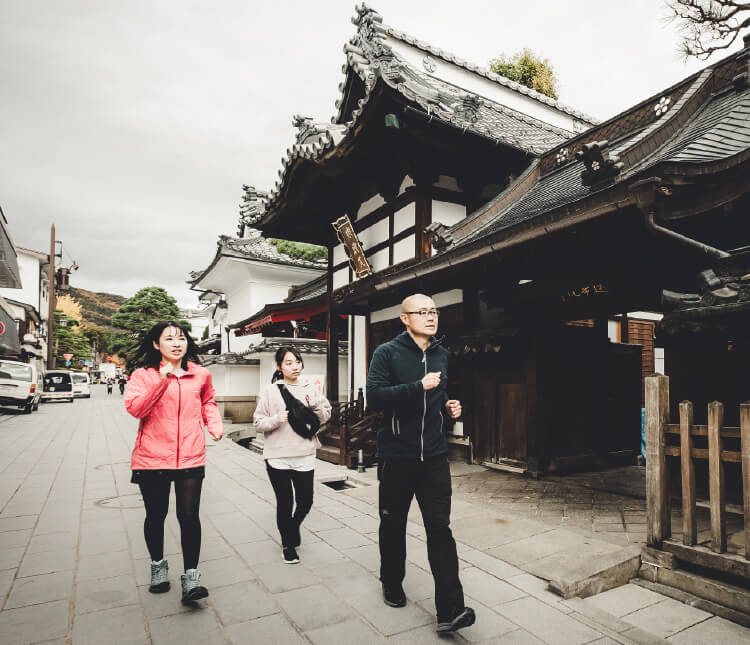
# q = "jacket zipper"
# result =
<box><xmin>421</xmin><ymin>351</ymin><xmax>427</xmax><ymax>462</ymax></box>
<box><xmin>176</xmin><ymin>378</ymin><xmax>181</xmax><ymax>468</ymax></box>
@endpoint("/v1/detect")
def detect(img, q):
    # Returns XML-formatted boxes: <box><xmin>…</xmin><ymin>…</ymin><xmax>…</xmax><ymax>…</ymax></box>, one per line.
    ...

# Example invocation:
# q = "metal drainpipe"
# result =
<box><xmin>644</xmin><ymin>210</ymin><xmax>729</xmax><ymax>260</ymax></box>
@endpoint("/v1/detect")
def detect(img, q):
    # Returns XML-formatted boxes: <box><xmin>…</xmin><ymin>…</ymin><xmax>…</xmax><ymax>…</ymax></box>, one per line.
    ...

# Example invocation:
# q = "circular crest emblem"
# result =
<box><xmin>0</xmin><ymin>321</ymin><xmax>5</xmax><ymax>335</ymax></box>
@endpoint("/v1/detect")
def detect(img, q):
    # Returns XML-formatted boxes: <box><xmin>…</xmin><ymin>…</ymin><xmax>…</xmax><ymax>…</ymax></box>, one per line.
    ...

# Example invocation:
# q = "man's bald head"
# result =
<box><xmin>401</xmin><ymin>294</ymin><xmax>434</xmax><ymax>313</ymax></box>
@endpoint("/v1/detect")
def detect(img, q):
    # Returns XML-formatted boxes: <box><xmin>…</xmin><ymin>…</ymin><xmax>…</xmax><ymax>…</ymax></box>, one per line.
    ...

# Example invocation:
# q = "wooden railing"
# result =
<box><xmin>646</xmin><ymin>375</ymin><xmax>750</xmax><ymax>558</ymax></box>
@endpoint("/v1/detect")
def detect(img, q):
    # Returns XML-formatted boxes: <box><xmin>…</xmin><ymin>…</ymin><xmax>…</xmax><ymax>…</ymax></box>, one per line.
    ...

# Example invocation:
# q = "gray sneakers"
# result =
<box><xmin>148</xmin><ymin>559</ymin><xmax>170</xmax><ymax>594</ymax></box>
<box><xmin>181</xmin><ymin>568</ymin><xmax>209</xmax><ymax>603</ymax></box>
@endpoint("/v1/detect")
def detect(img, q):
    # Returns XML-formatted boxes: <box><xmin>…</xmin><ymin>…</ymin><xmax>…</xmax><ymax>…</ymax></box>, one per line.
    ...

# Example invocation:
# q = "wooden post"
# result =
<box><xmin>679</xmin><ymin>401</ymin><xmax>697</xmax><ymax>545</ymax></box>
<box><xmin>708</xmin><ymin>401</ymin><xmax>726</xmax><ymax>553</ymax></box>
<box><xmin>646</xmin><ymin>375</ymin><xmax>670</xmax><ymax>546</ymax></box>
<box><xmin>339</xmin><ymin>405</ymin><xmax>348</xmax><ymax>467</ymax></box>
<box><xmin>740</xmin><ymin>402</ymin><xmax>750</xmax><ymax>559</ymax></box>
<box><xmin>47</xmin><ymin>224</ymin><xmax>56</xmax><ymax>369</ymax></box>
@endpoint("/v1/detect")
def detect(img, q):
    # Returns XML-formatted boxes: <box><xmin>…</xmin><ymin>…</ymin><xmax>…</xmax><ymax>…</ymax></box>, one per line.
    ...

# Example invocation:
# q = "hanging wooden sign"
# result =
<box><xmin>332</xmin><ymin>215</ymin><xmax>372</xmax><ymax>279</ymax></box>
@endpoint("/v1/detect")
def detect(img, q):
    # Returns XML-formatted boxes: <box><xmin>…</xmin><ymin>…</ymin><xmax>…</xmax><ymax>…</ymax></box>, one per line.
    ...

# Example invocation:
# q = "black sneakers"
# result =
<box><xmin>436</xmin><ymin>606</ymin><xmax>476</xmax><ymax>633</ymax></box>
<box><xmin>382</xmin><ymin>582</ymin><xmax>407</xmax><ymax>607</ymax></box>
<box><xmin>282</xmin><ymin>547</ymin><xmax>300</xmax><ymax>564</ymax></box>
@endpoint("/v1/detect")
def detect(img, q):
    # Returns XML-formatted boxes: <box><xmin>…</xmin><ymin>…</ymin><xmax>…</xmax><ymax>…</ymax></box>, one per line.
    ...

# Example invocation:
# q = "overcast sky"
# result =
<box><xmin>0</xmin><ymin>1</ymin><xmax>741</xmax><ymax>309</ymax></box>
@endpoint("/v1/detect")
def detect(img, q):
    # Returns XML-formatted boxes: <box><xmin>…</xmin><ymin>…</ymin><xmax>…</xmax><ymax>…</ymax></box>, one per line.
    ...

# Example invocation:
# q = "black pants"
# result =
<box><xmin>266</xmin><ymin>462</ymin><xmax>314</xmax><ymax>547</ymax></box>
<box><xmin>378</xmin><ymin>455</ymin><xmax>464</xmax><ymax>621</ymax></box>
<box><xmin>138</xmin><ymin>477</ymin><xmax>203</xmax><ymax>570</ymax></box>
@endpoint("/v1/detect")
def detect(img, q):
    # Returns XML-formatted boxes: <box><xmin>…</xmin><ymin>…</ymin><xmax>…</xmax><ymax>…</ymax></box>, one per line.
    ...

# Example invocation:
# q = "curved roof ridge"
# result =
<box><xmin>350</xmin><ymin>3</ymin><xmax>597</xmax><ymax>125</ymax></box>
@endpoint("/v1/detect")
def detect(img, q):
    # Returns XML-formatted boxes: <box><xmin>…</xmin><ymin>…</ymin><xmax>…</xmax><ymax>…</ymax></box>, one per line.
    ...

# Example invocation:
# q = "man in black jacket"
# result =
<box><xmin>366</xmin><ymin>293</ymin><xmax>475</xmax><ymax>633</ymax></box>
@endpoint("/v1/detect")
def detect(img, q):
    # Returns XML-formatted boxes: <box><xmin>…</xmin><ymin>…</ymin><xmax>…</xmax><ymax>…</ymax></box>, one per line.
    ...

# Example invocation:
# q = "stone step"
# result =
<box><xmin>632</xmin><ymin>575</ymin><xmax>750</xmax><ymax>629</ymax></box>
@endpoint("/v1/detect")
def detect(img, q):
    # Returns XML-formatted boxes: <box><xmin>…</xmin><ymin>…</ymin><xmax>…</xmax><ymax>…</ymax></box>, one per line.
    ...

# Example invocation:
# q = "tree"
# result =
<box><xmin>54</xmin><ymin>312</ymin><xmax>92</xmax><ymax>366</ymax></box>
<box><xmin>269</xmin><ymin>239</ymin><xmax>328</xmax><ymax>262</ymax></box>
<box><xmin>490</xmin><ymin>48</ymin><xmax>559</xmax><ymax>99</ymax></box>
<box><xmin>667</xmin><ymin>0</ymin><xmax>750</xmax><ymax>59</ymax></box>
<box><xmin>201</xmin><ymin>326</ymin><xmax>210</xmax><ymax>341</ymax></box>
<box><xmin>110</xmin><ymin>287</ymin><xmax>188</xmax><ymax>370</ymax></box>
<box><xmin>56</xmin><ymin>293</ymin><xmax>83</xmax><ymax>322</ymax></box>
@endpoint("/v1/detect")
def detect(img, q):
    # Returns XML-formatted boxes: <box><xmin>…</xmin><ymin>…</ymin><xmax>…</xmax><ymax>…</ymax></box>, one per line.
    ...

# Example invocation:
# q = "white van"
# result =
<box><xmin>42</xmin><ymin>370</ymin><xmax>75</xmax><ymax>403</ymax></box>
<box><xmin>71</xmin><ymin>372</ymin><xmax>91</xmax><ymax>398</ymax></box>
<box><xmin>0</xmin><ymin>360</ymin><xmax>42</xmax><ymax>414</ymax></box>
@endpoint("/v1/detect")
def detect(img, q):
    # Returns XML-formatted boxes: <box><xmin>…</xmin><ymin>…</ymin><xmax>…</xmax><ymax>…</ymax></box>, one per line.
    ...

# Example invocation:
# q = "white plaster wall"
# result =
<box><xmin>393</xmin><ymin>202</ymin><xmax>415</xmax><ymax>235</ymax></box>
<box><xmin>358</xmin><ymin>217</ymin><xmax>389</xmax><ymax>251</ymax></box>
<box><xmin>356</xmin><ymin>193</ymin><xmax>386</xmax><ymax>220</ymax></box>
<box><xmin>352</xmin><ymin>315</ymin><xmax>367</xmax><ymax>399</ymax></box>
<box><xmin>608</xmin><ymin>320</ymin><xmax>619</xmax><ymax>343</ymax></box>
<box><xmin>432</xmin><ymin>201</ymin><xmax>466</xmax><ymax>228</ymax></box>
<box><xmin>398</xmin><ymin>175</ymin><xmax>415</xmax><ymax>195</ymax></box>
<box><xmin>333</xmin><ymin>267</ymin><xmax>349</xmax><ymax>290</ymax></box>
<box><xmin>333</xmin><ymin>244</ymin><xmax>347</xmax><ymax>265</ymax></box>
<box><xmin>0</xmin><ymin>253</ymin><xmax>41</xmax><ymax>312</ymax></box>
<box><xmin>370</xmin><ymin>248</ymin><xmax>388</xmax><ymax>272</ymax></box>
<box><xmin>386</xmin><ymin>37</ymin><xmax>590</xmax><ymax>133</ymax></box>
<box><xmin>227</xmin><ymin>364</ymin><xmax>259</xmax><ymax>396</ymax></box>
<box><xmin>655</xmin><ymin>347</ymin><xmax>665</xmax><ymax>375</ymax></box>
<box><xmin>393</xmin><ymin>235</ymin><xmax>415</xmax><ymax>264</ymax></box>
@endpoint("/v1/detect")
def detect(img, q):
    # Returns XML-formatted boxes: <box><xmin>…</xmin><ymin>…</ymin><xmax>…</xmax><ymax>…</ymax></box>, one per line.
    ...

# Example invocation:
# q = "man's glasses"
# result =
<box><xmin>404</xmin><ymin>309</ymin><xmax>440</xmax><ymax>318</ymax></box>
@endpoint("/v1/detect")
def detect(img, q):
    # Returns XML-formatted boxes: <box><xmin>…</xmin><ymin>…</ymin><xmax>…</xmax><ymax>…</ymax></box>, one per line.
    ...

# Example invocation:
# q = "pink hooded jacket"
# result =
<box><xmin>125</xmin><ymin>362</ymin><xmax>223</xmax><ymax>470</ymax></box>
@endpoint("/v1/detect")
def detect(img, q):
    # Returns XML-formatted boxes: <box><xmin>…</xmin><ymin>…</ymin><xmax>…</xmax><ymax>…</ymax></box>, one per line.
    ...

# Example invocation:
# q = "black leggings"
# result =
<box><xmin>138</xmin><ymin>477</ymin><xmax>203</xmax><ymax>570</ymax></box>
<box><xmin>266</xmin><ymin>463</ymin><xmax>314</xmax><ymax>547</ymax></box>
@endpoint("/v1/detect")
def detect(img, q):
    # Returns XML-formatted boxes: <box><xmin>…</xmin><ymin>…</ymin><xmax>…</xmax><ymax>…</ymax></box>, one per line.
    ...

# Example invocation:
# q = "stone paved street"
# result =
<box><xmin>1</xmin><ymin>387</ymin><xmax>749</xmax><ymax>644</ymax></box>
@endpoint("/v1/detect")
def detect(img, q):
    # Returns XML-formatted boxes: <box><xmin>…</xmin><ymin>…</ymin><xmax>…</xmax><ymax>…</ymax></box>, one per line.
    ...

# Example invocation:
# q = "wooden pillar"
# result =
<box><xmin>679</xmin><ymin>401</ymin><xmax>696</xmax><ymax>545</ymax></box>
<box><xmin>740</xmin><ymin>402</ymin><xmax>750</xmax><ymax>560</ymax></box>
<box><xmin>708</xmin><ymin>401</ymin><xmax>727</xmax><ymax>553</ymax></box>
<box><xmin>326</xmin><ymin>247</ymin><xmax>339</xmax><ymax>405</ymax></box>
<box><xmin>415</xmin><ymin>189</ymin><xmax>432</xmax><ymax>261</ymax></box>
<box><xmin>646</xmin><ymin>374</ymin><xmax>670</xmax><ymax>546</ymax></box>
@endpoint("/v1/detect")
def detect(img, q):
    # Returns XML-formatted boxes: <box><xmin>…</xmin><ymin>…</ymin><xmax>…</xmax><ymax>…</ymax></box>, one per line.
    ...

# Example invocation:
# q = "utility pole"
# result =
<box><xmin>47</xmin><ymin>224</ymin><xmax>56</xmax><ymax>370</ymax></box>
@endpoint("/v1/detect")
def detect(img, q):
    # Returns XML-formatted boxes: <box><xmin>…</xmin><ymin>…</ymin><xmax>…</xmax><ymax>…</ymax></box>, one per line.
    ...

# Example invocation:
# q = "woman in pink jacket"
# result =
<box><xmin>124</xmin><ymin>321</ymin><xmax>223</xmax><ymax>604</ymax></box>
<box><xmin>254</xmin><ymin>347</ymin><xmax>331</xmax><ymax>564</ymax></box>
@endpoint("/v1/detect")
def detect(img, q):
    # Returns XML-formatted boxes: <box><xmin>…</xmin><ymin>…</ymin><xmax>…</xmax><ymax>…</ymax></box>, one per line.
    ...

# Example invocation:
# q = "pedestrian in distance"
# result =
<box><xmin>124</xmin><ymin>321</ymin><xmax>223</xmax><ymax>604</ymax></box>
<box><xmin>118</xmin><ymin>376</ymin><xmax>126</xmax><ymax>395</ymax></box>
<box><xmin>253</xmin><ymin>346</ymin><xmax>331</xmax><ymax>564</ymax></box>
<box><xmin>366</xmin><ymin>293</ymin><xmax>475</xmax><ymax>633</ymax></box>
<box><xmin>106</xmin><ymin>378</ymin><xmax>113</xmax><ymax>395</ymax></box>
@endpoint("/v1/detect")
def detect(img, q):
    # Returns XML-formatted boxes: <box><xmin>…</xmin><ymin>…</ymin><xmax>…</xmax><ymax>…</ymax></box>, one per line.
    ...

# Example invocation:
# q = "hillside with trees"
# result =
<box><xmin>68</xmin><ymin>287</ymin><xmax>126</xmax><ymax>328</ymax></box>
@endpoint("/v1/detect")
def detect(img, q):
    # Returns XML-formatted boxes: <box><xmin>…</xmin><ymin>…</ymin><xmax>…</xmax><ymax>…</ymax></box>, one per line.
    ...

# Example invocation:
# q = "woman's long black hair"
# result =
<box><xmin>132</xmin><ymin>321</ymin><xmax>200</xmax><ymax>370</ymax></box>
<box><xmin>271</xmin><ymin>346</ymin><xmax>304</xmax><ymax>383</ymax></box>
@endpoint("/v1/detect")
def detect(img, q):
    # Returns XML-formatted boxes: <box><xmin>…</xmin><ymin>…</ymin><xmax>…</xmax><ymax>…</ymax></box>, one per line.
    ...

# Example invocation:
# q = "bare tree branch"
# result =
<box><xmin>665</xmin><ymin>0</ymin><xmax>750</xmax><ymax>59</ymax></box>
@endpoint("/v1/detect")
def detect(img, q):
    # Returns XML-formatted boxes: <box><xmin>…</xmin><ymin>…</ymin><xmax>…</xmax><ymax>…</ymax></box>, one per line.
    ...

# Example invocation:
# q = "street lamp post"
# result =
<box><xmin>46</xmin><ymin>224</ymin><xmax>56</xmax><ymax>370</ymax></box>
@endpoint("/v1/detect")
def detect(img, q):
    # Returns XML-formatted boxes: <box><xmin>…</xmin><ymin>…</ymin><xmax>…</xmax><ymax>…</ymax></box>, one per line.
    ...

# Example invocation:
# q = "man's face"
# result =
<box><xmin>400</xmin><ymin>296</ymin><xmax>439</xmax><ymax>337</ymax></box>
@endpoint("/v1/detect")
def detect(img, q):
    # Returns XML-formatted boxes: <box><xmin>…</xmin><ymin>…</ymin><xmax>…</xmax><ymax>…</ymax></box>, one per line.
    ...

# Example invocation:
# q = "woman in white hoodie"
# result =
<box><xmin>254</xmin><ymin>347</ymin><xmax>331</xmax><ymax>563</ymax></box>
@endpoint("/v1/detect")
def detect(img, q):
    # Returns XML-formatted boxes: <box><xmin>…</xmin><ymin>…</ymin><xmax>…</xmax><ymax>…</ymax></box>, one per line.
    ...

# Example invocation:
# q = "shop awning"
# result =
<box><xmin>232</xmin><ymin>298</ymin><xmax>336</xmax><ymax>337</ymax></box>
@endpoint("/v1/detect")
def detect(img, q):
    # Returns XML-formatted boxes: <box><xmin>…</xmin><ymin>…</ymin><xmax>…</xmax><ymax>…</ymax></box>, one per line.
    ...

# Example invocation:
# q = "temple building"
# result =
<box><xmin>235</xmin><ymin>6</ymin><xmax>750</xmax><ymax>473</ymax></box>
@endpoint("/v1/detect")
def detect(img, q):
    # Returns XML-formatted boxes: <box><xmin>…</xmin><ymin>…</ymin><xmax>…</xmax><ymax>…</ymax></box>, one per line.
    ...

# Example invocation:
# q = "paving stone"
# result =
<box><xmin>459</xmin><ymin>566</ymin><xmax>527</xmax><ymax>606</ymax></box>
<box><xmin>584</xmin><ymin>582</ymin><xmax>665</xmax><ymax>617</ymax></box>
<box><xmin>225</xmin><ymin>612</ymin><xmax>307</xmax><ymax>645</ymax></box>
<box><xmin>0</xmin><ymin>568</ymin><xmax>15</xmax><ymax>601</ymax></box>
<box><xmin>0</xmin><ymin>515</ymin><xmax>37</xmax><ymax>532</ymax></box>
<box><xmin>458</xmin><ymin>546</ymin><xmax>524</xmax><ymax>580</ymax></box>
<box><xmin>668</xmin><ymin>615</ymin><xmax>750</xmax><ymax>643</ymax></box>
<box><xmin>210</xmin><ymin>579</ymin><xmax>279</xmax><ymax>626</ymax></box>
<box><xmin>357</xmin><ymin>597</ymin><xmax>434</xmax><ymax>636</ymax></box>
<box><xmin>305</xmin><ymin>616</ymin><xmax>385</xmax><ymax>644</ymax></box>
<box><xmin>0</xmin><ymin>598</ymin><xmax>69</xmax><ymax>645</ymax></box>
<box><xmin>196</xmin><ymin>555</ymin><xmax>255</xmax><ymax>588</ymax></box>
<box><xmin>294</xmin><ymin>538</ymin><xmax>349</xmax><ymax>567</ymax></box>
<box><xmin>77</xmin><ymin>549</ymin><xmax>132</xmax><ymax>582</ymax></box>
<box><xmin>342</xmin><ymin>543</ymin><xmax>381</xmax><ymax>572</ymax></box>
<box><xmin>196</xmin><ymin>537</ymin><xmax>235</xmax><ymax>561</ymax></box>
<box><xmin>0</xmin><ymin>546</ymin><xmax>24</xmax><ymax>571</ymax></box>
<box><xmin>339</xmin><ymin>514</ymin><xmax>380</xmax><ymax>534</ymax></box>
<box><xmin>275</xmin><ymin>583</ymin><xmax>355</xmax><ymax>631</ymax></box>
<box><xmin>251</xmin><ymin>560</ymin><xmax>320</xmax><ymax>594</ymax></box>
<box><xmin>505</xmin><ymin>572</ymin><xmax>574</xmax><ymax>613</ymax></box>
<box><xmin>317</xmin><ymin>526</ymin><xmax>373</xmax><ymax>550</ymax></box>
<box><xmin>0</xmin><ymin>528</ymin><xmax>32</xmax><ymax>549</ymax></box>
<box><xmin>17</xmin><ymin>547</ymin><xmax>77</xmax><ymax>577</ymax></box>
<box><xmin>388</xmin><ymin>623</ymin><xmax>464</xmax><ymax>644</ymax></box>
<box><xmin>72</xmin><ymin>604</ymin><xmax>147</xmax><ymax>645</ymax></box>
<box><xmin>5</xmin><ymin>569</ymin><xmax>74</xmax><ymax>608</ymax></box>
<box><xmin>495</xmin><ymin>596</ymin><xmax>603</xmax><ymax>644</ymax></box>
<box><xmin>487</xmin><ymin>528</ymin><xmax>591</xmax><ymax>566</ymax></box>
<box><xmin>234</xmin><ymin>538</ymin><xmax>285</xmax><ymax>567</ymax></box>
<box><xmin>620</xmin><ymin>598</ymin><xmax>711</xmax><ymax>639</ymax></box>
<box><xmin>75</xmin><ymin>573</ymin><xmax>139</xmax><ymax>615</ymax></box>
<box><xmin>148</xmin><ymin>605</ymin><xmax>226</xmax><ymax>645</ymax></box>
<box><xmin>79</xmin><ymin>529</ymin><xmax>129</xmax><ymax>556</ymax></box>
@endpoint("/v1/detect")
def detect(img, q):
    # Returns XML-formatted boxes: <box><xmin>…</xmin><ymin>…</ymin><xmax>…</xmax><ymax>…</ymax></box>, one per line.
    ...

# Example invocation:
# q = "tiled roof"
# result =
<box><xmin>286</xmin><ymin>275</ymin><xmax>328</xmax><ymax>303</ymax></box>
<box><xmin>241</xmin><ymin>3</ymin><xmax>593</xmax><ymax>231</ymax></box>
<box><xmin>240</xmin><ymin>337</ymin><xmax>347</xmax><ymax>356</ymax></box>
<box><xmin>189</xmin><ymin>229</ymin><xmax>326</xmax><ymax>287</ymax></box>
<box><xmin>200</xmin><ymin>353</ymin><xmax>260</xmax><ymax>367</ymax></box>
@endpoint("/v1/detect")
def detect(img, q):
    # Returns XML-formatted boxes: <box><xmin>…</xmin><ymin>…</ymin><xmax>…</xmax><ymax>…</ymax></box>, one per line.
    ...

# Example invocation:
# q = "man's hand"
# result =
<box><xmin>445</xmin><ymin>399</ymin><xmax>462</xmax><ymax>419</ymax></box>
<box><xmin>421</xmin><ymin>371</ymin><xmax>441</xmax><ymax>391</ymax></box>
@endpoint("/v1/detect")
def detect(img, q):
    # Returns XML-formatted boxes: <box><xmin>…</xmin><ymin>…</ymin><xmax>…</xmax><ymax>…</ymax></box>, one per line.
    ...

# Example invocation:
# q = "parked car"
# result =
<box><xmin>71</xmin><ymin>372</ymin><xmax>91</xmax><ymax>398</ymax></box>
<box><xmin>0</xmin><ymin>359</ymin><xmax>42</xmax><ymax>414</ymax></box>
<box><xmin>42</xmin><ymin>370</ymin><xmax>75</xmax><ymax>404</ymax></box>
